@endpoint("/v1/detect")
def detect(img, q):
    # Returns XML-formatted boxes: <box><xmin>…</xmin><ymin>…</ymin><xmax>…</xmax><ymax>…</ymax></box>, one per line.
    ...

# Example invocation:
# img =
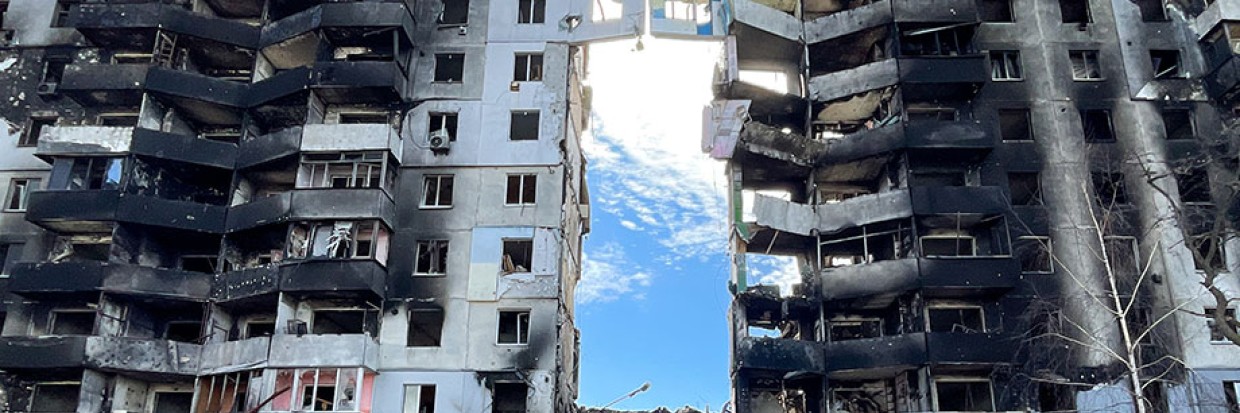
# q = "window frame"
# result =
<box><xmin>403</xmin><ymin>384</ymin><xmax>437</xmax><ymax>413</ymax></box>
<box><xmin>1016</xmin><ymin>235</ymin><xmax>1054</xmax><ymax>274</ymax></box>
<box><xmin>989</xmin><ymin>50</ymin><xmax>1023</xmax><ymax>81</ymax></box>
<box><xmin>420</xmin><ymin>175</ymin><xmax>455</xmax><ymax>209</ymax></box>
<box><xmin>505</xmin><ymin>174</ymin><xmax>537</xmax><ymax>206</ymax></box>
<box><xmin>1080</xmin><ymin>109</ymin><xmax>1116</xmax><ymax>142</ymax></box>
<box><xmin>998</xmin><ymin>108</ymin><xmax>1034</xmax><ymax>142</ymax></box>
<box><xmin>517</xmin><ymin>0</ymin><xmax>546</xmax><ymax>24</ymax></box>
<box><xmin>501</xmin><ymin>238</ymin><xmax>535</xmax><ymax>274</ymax></box>
<box><xmin>920</xmin><ymin>234</ymin><xmax>978</xmax><ymax>257</ymax></box>
<box><xmin>414</xmin><ymin>239</ymin><xmax>450</xmax><ymax>276</ymax></box>
<box><xmin>926</xmin><ymin>304</ymin><xmax>987</xmax><ymax>333</ymax></box>
<box><xmin>432</xmin><ymin>53</ymin><xmax>465</xmax><ymax>83</ymax></box>
<box><xmin>1069</xmin><ymin>50</ymin><xmax>1104</xmax><ymax>81</ymax></box>
<box><xmin>20</xmin><ymin>116</ymin><xmax>56</xmax><ymax>147</ymax></box>
<box><xmin>297</xmin><ymin>152</ymin><xmax>391</xmax><ymax>191</ymax></box>
<box><xmin>932</xmin><ymin>377</ymin><xmax>997</xmax><ymax>412</ymax></box>
<box><xmin>496</xmin><ymin>309</ymin><xmax>532</xmax><ymax>345</ymax></box>
<box><xmin>509</xmin><ymin>110</ymin><xmax>540</xmax><ymax>141</ymax></box>
<box><xmin>406</xmin><ymin>309</ymin><xmax>445</xmax><ymax>347</ymax></box>
<box><xmin>5</xmin><ymin>178</ymin><xmax>39</xmax><ymax>212</ymax></box>
<box><xmin>1150</xmin><ymin>49</ymin><xmax>1183</xmax><ymax>80</ymax></box>
<box><xmin>428</xmin><ymin>113</ymin><xmax>459</xmax><ymax>142</ymax></box>
<box><xmin>513</xmin><ymin>53</ymin><xmax>544</xmax><ymax>82</ymax></box>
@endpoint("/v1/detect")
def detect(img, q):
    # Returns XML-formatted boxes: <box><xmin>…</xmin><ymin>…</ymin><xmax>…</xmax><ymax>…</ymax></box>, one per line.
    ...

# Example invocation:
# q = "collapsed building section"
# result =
<box><xmin>707</xmin><ymin>0</ymin><xmax>1240</xmax><ymax>411</ymax></box>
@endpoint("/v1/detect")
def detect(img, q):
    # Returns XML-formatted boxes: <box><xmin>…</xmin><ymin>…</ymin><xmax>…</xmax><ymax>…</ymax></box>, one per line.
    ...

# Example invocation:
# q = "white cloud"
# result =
<box><xmin>619</xmin><ymin>220</ymin><xmax>640</xmax><ymax>231</ymax></box>
<box><xmin>748</xmin><ymin>255</ymin><xmax>802</xmax><ymax>296</ymax></box>
<box><xmin>578</xmin><ymin>242</ymin><xmax>654</xmax><ymax>304</ymax></box>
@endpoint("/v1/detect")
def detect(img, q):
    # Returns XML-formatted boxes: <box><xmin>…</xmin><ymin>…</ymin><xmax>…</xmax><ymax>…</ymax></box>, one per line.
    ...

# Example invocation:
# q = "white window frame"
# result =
<box><xmin>403</xmin><ymin>384</ymin><xmax>437</xmax><ymax>413</ymax></box>
<box><xmin>414</xmin><ymin>240</ymin><xmax>449</xmax><ymax>276</ymax></box>
<box><xmin>420</xmin><ymin>175</ymin><xmax>454</xmax><ymax>209</ymax></box>
<box><xmin>1070</xmin><ymin>50</ymin><xmax>1103</xmax><ymax>80</ymax></box>
<box><xmin>287</xmin><ymin>367</ymin><xmax>365</xmax><ymax>413</ymax></box>
<box><xmin>932</xmin><ymin>376</ymin><xmax>996</xmax><ymax>412</ymax></box>
<box><xmin>514</xmin><ymin>53</ymin><xmax>544</xmax><ymax>82</ymax></box>
<box><xmin>496</xmin><ymin>309</ymin><xmax>531</xmax><ymax>345</ymax></box>
<box><xmin>505</xmin><ymin>174</ymin><xmax>537</xmax><ymax>206</ymax></box>
<box><xmin>428</xmin><ymin>113</ymin><xmax>458</xmax><ymax>142</ymax></box>
<box><xmin>5</xmin><ymin>178</ymin><xmax>39</xmax><ymax>212</ymax></box>
<box><xmin>517</xmin><ymin>0</ymin><xmax>545</xmax><ymax>24</ymax></box>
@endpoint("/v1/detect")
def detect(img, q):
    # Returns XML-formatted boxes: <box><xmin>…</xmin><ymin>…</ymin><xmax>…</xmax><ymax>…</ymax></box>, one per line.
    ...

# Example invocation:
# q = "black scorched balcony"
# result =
<box><xmin>25</xmin><ymin>190</ymin><xmax>121</xmax><ymax>232</ymax></box>
<box><xmin>824</xmin><ymin>332</ymin><xmax>1015</xmax><ymax>377</ymax></box>
<box><xmin>247</xmin><ymin>62</ymin><xmax>406</xmax><ymax>107</ymax></box>
<box><xmin>225</xmin><ymin>189</ymin><xmax>397</xmax><ymax>233</ymax></box>
<box><xmin>734</xmin><ymin>337</ymin><xmax>826</xmax><ymax>373</ymax></box>
<box><xmin>808</xmin><ymin>56</ymin><xmax>986</xmax><ymax>103</ymax></box>
<box><xmin>749</xmin><ymin>186</ymin><xmax>1006</xmax><ymax>236</ymax></box>
<box><xmin>260</xmin><ymin>2</ymin><xmax>414</xmax><ymax>47</ymax></box>
<box><xmin>130</xmin><ymin>129</ymin><xmax>239</xmax><ymax>170</ymax></box>
<box><xmin>214</xmin><ymin>259</ymin><xmax>387</xmax><ymax>302</ymax></box>
<box><xmin>116</xmin><ymin>194</ymin><xmax>229</xmax><ymax>234</ymax></box>
<box><xmin>9</xmin><ymin>261</ymin><xmax>213</xmax><ymax>301</ymax></box>
<box><xmin>1204</xmin><ymin>55</ymin><xmax>1240</xmax><ymax>106</ymax></box>
<box><xmin>60</xmin><ymin>64</ymin><xmax>150</xmax><ymax>107</ymax></box>
<box><xmin>819</xmin><ymin>119</ymin><xmax>992</xmax><ymax>164</ymax></box>
<box><xmin>69</xmin><ymin>2</ymin><xmax>259</xmax><ymax>48</ymax></box>
<box><xmin>820</xmin><ymin>256</ymin><xmax>1019</xmax><ymax>302</ymax></box>
<box><xmin>0</xmin><ymin>336</ymin><xmax>200</xmax><ymax>375</ymax></box>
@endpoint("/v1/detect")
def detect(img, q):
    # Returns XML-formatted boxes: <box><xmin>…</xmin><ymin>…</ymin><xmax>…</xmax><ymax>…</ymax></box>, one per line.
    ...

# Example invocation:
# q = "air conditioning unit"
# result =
<box><xmin>429</xmin><ymin>130</ymin><xmax>452</xmax><ymax>152</ymax></box>
<box><xmin>36</xmin><ymin>82</ymin><xmax>58</xmax><ymax>96</ymax></box>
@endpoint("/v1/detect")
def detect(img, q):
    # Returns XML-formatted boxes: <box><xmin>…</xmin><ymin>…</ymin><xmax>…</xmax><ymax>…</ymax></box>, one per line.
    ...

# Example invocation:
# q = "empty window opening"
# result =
<box><xmin>153</xmin><ymin>392</ymin><xmax>193</xmax><ymax>413</ymax></box>
<box><xmin>999</xmin><ymin>109</ymin><xmax>1033</xmax><ymax>141</ymax></box>
<box><xmin>111</xmin><ymin>53</ymin><xmax>152</xmax><ymax>64</ymax></box>
<box><xmin>60</xmin><ymin>157</ymin><xmax>124</xmax><ymax>190</ymax></box>
<box><xmin>193</xmin><ymin>372</ymin><xmax>259</xmax><ymax>413</ymax></box>
<box><xmin>6</xmin><ymin>178</ymin><xmax>39</xmax><ymax>211</ymax></box>
<box><xmin>921</xmin><ymin>235</ymin><xmax>976</xmax><ymax>257</ymax></box>
<box><xmin>1103</xmin><ymin>236</ymin><xmax>1140</xmax><ymax>277</ymax></box>
<box><xmin>514</xmin><ymin>54</ymin><xmax>544</xmax><ymax>82</ymax></box>
<box><xmin>502</xmin><ymin>239</ymin><xmax>534</xmax><ymax>274</ymax></box>
<box><xmin>338</xmin><ymin>112</ymin><xmax>389</xmax><ymax>124</ymax></box>
<box><xmin>980</xmin><ymin>0</ymin><xmax>1014</xmax><ymax>21</ymax></box>
<box><xmin>415</xmin><ymin>240</ymin><xmax>449</xmax><ymax>275</ymax></box>
<box><xmin>506</xmin><ymin>174</ymin><xmax>537</xmax><ymax>205</ymax></box>
<box><xmin>50</xmin><ymin>310</ymin><xmax>95</xmax><ymax>335</ymax></box>
<box><xmin>440</xmin><ymin>0</ymin><xmax>469</xmax><ymax>25</ymax></box>
<box><xmin>403</xmin><ymin>385</ymin><xmax>437</xmax><ymax>413</ymax></box>
<box><xmin>1150</xmin><ymin>50</ymin><xmax>1182</xmax><ymax>79</ymax></box>
<box><xmin>1070</xmin><ymin>50</ymin><xmax>1102</xmax><ymax>80</ymax></box>
<box><xmin>1142</xmin><ymin>381</ymin><xmax>1169</xmax><ymax>413</ymax></box>
<box><xmin>900</xmin><ymin>25</ymin><xmax>975</xmax><ymax>56</ymax></box>
<box><xmin>990</xmin><ymin>50</ymin><xmax>1022</xmax><ymax>80</ymax></box>
<box><xmin>41</xmin><ymin>59</ymin><xmax>67</xmax><ymax>84</ymax></box>
<box><xmin>429</xmin><ymin>113</ymin><xmax>458</xmax><ymax>142</ymax></box>
<box><xmin>201</xmin><ymin>128</ymin><xmax>242</xmax><ymax>144</ymax></box>
<box><xmin>497</xmin><ymin>310</ymin><xmax>531</xmax><ymax>345</ymax></box>
<box><xmin>1015</xmin><ymin>236</ymin><xmax>1053</xmax><ymax>274</ymax></box>
<box><xmin>1059</xmin><ymin>0</ymin><xmax>1091</xmax><ymax>23</ymax></box>
<box><xmin>53</xmin><ymin>1</ymin><xmax>75</xmax><ymax>27</ymax></box>
<box><xmin>1125</xmin><ymin>305</ymin><xmax>1155</xmax><ymax>346</ymax></box>
<box><xmin>311</xmin><ymin>309</ymin><xmax>370</xmax><ymax>335</ymax></box>
<box><xmin>1081</xmin><ymin>109</ymin><xmax>1115</xmax><ymax>142</ymax></box>
<box><xmin>434</xmin><ymin>54</ymin><xmax>465</xmax><ymax>83</ymax></box>
<box><xmin>518</xmin><ymin>0</ymin><xmax>546</xmax><ymax>23</ymax></box>
<box><xmin>1092</xmin><ymin>171</ymin><xmax>1129</xmax><ymax>206</ymax></box>
<box><xmin>1136</xmin><ymin>0</ymin><xmax>1168</xmax><ymax>21</ymax></box>
<box><xmin>492</xmin><ymin>383</ymin><xmax>527</xmax><ymax>413</ymax></box>
<box><xmin>21</xmin><ymin>116</ymin><xmax>56</xmax><ymax>147</ymax></box>
<box><xmin>164</xmin><ymin>321</ymin><xmax>202</xmax><ymax>342</ymax></box>
<box><xmin>828</xmin><ymin>319</ymin><xmax>882</xmax><ymax>341</ymax></box>
<box><xmin>297</xmin><ymin>152</ymin><xmax>389</xmax><ymax>190</ymax></box>
<box><xmin>1008</xmin><ymin>172</ymin><xmax>1042</xmax><ymax>205</ymax></box>
<box><xmin>1162</xmin><ymin>109</ymin><xmax>1194</xmax><ymax>140</ymax></box>
<box><xmin>928</xmin><ymin>306</ymin><xmax>985</xmax><ymax>333</ymax></box>
<box><xmin>245</xmin><ymin>321</ymin><xmax>275</xmax><ymax>338</ymax></box>
<box><xmin>407</xmin><ymin>309</ymin><xmax>444</xmax><ymax>347</ymax></box>
<box><xmin>97</xmin><ymin>113</ymin><xmax>139</xmax><ymax>127</ymax></box>
<box><xmin>1178</xmin><ymin>169</ymin><xmax>1212</xmax><ymax>204</ymax></box>
<box><xmin>180</xmin><ymin>255</ymin><xmax>218</xmax><ymax>273</ymax></box>
<box><xmin>421</xmin><ymin>175</ymin><xmax>454</xmax><ymax>208</ymax></box>
<box><xmin>935</xmin><ymin>379</ymin><xmax>995</xmax><ymax>411</ymax></box>
<box><xmin>31</xmin><ymin>383</ymin><xmax>81</xmax><ymax>413</ymax></box>
<box><xmin>510</xmin><ymin>111</ymin><xmax>540</xmax><ymax>141</ymax></box>
<box><xmin>1192</xmin><ymin>234</ymin><xmax>1227</xmax><ymax>271</ymax></box>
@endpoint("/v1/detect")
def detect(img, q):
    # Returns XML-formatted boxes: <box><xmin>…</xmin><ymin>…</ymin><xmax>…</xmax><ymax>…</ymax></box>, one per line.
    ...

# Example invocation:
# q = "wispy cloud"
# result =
<box><xmin>748</xmin><ymin>255</ymin><xmax>802</xmax><ymax>296</ymax></box>
<box><xmin>578</xmin><ymin>242</ymin><xmax>653</xmax><ymax>304</ymax></box>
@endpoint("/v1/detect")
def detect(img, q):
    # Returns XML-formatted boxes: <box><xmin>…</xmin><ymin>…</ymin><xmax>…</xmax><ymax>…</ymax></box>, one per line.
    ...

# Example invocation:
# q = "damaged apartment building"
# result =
<box><xmin>0</xmin><ymin>0</ymin><xmax>691</xmax><ymax>412</ymax></box>
<box><xmin>705</xmin><ymin>0</ymin><xmax>1240</xmax><ymax>410</ymax></box>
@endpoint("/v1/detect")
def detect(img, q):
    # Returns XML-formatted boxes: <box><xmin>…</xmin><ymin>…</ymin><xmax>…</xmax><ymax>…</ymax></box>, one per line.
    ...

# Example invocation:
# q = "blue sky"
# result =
<box><xmin>571</xmin><ymin>39</ymin><xmax>797</xmax><ymax>411</ymax></box>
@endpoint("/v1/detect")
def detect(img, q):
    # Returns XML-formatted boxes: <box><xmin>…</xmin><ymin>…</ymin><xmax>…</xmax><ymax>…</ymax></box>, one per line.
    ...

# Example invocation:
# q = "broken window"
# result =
<box><xmin>921</xmin><ymin>235</ymin><xmax>976</xmax><ymax>256</ymax></box>
<box><xmin>505</xmin><ymin>174</ymin><xmax>537</xmax><ymax>205</ymax></box>
<box><xmin>1091</xmin><ymin>171</ymin><xmax>1129</xmax><ymax>206</ymax></box>
<box><xmin>245</xmin><ymin>321</ymin><xmax>275</xmax><ymax>338</ymax></box>
<box><xmin>1162</xmin><ymin>109</ymin><xmax>1194</xmax><ymax>140</ymax></box>
<box><xmin>59</xmin><ymin>157</ymin><xmax>124</xmax><ymax>190</ymax></box>
<box><xmin>290</xmin><ymin>221</ymin><xmax>388</xmax><ymax>261</ymax></box>
<box><xmin>518</xmin><ymin>0</ymin><xmax>546</xmax><ymax>23</ymax></box>
<box><xmin>403</xmin><ymin>385</ymin><xmax>437</xmax><ymax>413</ymax></box>
<box><xmin>831</xmin><ymin>381</ymin><xmax>895</xmax><ymax>413</ymax></box>
<box><xmin>928</xmin><ymin>306</ymin><xmax>985</xmax><ymax>333</ymax></box>
<box><xmin>312</xmin><ymin>309</ymin><xmax>374</xmax><ymax>335</ymax></box>
<box><xmin>433</xmin><ymin>54</ymin><xmax>465</xmax><ymax>83</ymax></box>
<box><xmin>407</xmin><ymin>309</ymin><xmax>444</xmax><ymax>347</ymax></box>
<box><xmin>935</xmin><ymin>378</ymin><xmax>995</xmax><ymax>411</ymax></box>
<box><xmin>502</xmin><ymin>239</ymin><xmax>534</xmax><ymax>274</ymax></box>
<box><xmin>165</xmin><ymin>321</ymin><xmax>202</xmax><ymax>342</ymax></box>
<box><xmin>429</xmin><ymin>113</ymin><xmax>458</xmax><ymax>142</ymax></box>
<box><xmin>1103</xmin><ymin>236</ymin><xmax>1140</xmax><ymax>277</ymax></box>
<box><xmin>510</xmin><ymin>111</ymin><xmax>540</xmax><ymax>141</ymax></box>
<box><xmin>5</xmin><ymin>178</ymin><xmax>39</xmax><ymax>211</ymax></box>
<box><xmin>828</xmin><ymin>319</ymin><xmax>883</xmax><ymax>341</ymax></box>
<box><xmin>989</xmin><ymin>50</ymin><xmax>1022</xmax><ymax>80</ymax></box>
<box><xmin>50</xmin><ymin>309</ymin><xmax>95</xmax><ymax>335</ymax></box>
<box><xmin>41</xmin><ymin>58</ymin><xmax>67</xmax><ymax>84</ymax></box>
<box><xmin>297</xmin><ymin>152</ymin><xmax>389</xmax><ymax>190</ymax></box>
<box><xmin>49</xmin><ymin>235</ymin><xmax>111</xmax><ymax>262</ymax></box>
<box><xmin>421</xmin><ymin>175</ymin><xmax>454</xmax><ymax>208</ymax></box>
<box><xmin>194</xmin><ymin>371</ymin><xmax>260</xmax><ymax>413</ymax></box>
<box><xmin>280</xmin><ymin>368</ymin><xmax>366</xmax><ymax>412</ymax></box>
<box><xmin>1177</xmin><ymin>168</ymin><xmax>1211</xmax><ymax>204</ymax></box>
<box><xmin>21</xmin><ymin>116</ymin><xmax>55</xmax><ymax>147</ymax></box>
<box><xmin>1007</xmin><ymin>172</ymin><xmax>1041</xmax><ymax>205</ymax></box>
<box><xmin>31</xmin><ymin>383</ymin><xmax>81</xmax><ymax>413</ymax></box>
<box><xmin>1059</xmin><ymin>0</ymin><xmax>1091</xmax><ymax>23</ymax></box>
<box><xmin>439</xmin><ymin>0</ymin><xmax>469</xmax><ymax>25</ymax></box>
<box><xmin>980</xmin><ymin>0</ymin><xmax>1014</xmax><ymax>22</ymax></box>
<box><xmin>513</xmin><ymin>54</ymin><xmax>544</xmax><ymax>82</ymax></box>
<box><xmin>497</xmin><ymin>310</ymin><xmax>531</xmax><ymax>345</ymax></box>
<box><xmin>1081</xmin><ymin>109</ymin><xmax>1115</xmax><ymax>142</ymax></box>
<box><xmin>153</xmin><ymin>392</ymin><xmax>193</xmax><ymax>413</ymax></box>
<box><xmin>900</xmin><ymin>25</ymin><xmax>975</xmax><ymax>56</ymax></box>
<box><xmin>1191</xmin><ymin>234</ymin><xmax>1227</xmax><ymax>271</ymax></box>
<box><xmin>414</xmin><ymin>240</ymin><xmax>449</xmax><ymax>275</ymax></box>
<box><xmin>1150</xmin><ymin>50</ymin><xmax>1182</xmax><ymax>79</ymax></box>
<box><xmin>1136</xmin><ymin>0</ymin><xmax>1168</xmax><ymax>21</ymax></box>
<box><xmin>998</xmin><ymin>109</ymin><xmax>1033</xmax><ymax>141</ymax></box>
<box><xmin>492</xmin><ymin>383</ymin><xmax>527</xmax><ymax>413</ymax></box>
<box><xmin>1070</xmin><ymin>50</ymin><xmax>1102</xmax><ymax>80</ymax></box>
<box><xmin>1015</xmin><ymin>236</ymin><xmax>1053</xmax><ymax>273</ymax></box>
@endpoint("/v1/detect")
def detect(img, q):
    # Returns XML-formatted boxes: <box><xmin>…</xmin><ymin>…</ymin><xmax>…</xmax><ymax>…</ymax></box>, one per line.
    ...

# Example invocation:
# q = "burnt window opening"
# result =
<box><xmin>245</xmin><ymin>321</ymin><xmax>275</xmax><ymax>338</ymax></box>
<box><xmin>1150</xmin><ymin>50</ymin><xmax>1182</xmax><ymax>79</ymax></box>
<box><xmin>1059</xmin><ymin>0</ymin><xmax>1091</xmax><ymax>23</ymax></box>
<box><xmin>434</xmin><ymin>54</ymin><xmax>465</xmax><ymax>82</ymax></box>
<box><xmin>999</xmin><ymin>109</ymin><xmax>1033</xmax><ymax>141</ymax></box>
<box><xmin>6</xmin><ymin>178</ymin><xmax>39</xmax><ymax>211</ymax></box>
<box><xmin>338</xmin><ymin>112</ymin><xmax>389</xmax><ymax>124</ymax></box>
<box><xmin>513</xmin><ymin>54</ymin><xmax>544</xmax><ymax>82</ymax></box>
<box><xmin>153</xmin><ymin>392</ymin><xmax>193</xmax><ymax>413</ymax></box>
<box><xmin>518</xmin><ymin>0</ymin><xmax>546</xmax><ymax>23</ymax></box>
<box><xmin>1081</xmin><ymin>109</ymin><xmax>1116</xmax><ymax>142</ymax></box>
<box><xmin>421</xmin><ymin>175</ymin><xmax>455</xmax><ymax>208</ymax></box>
<box><xmin>497</xmin><ymin>310</ymin><xmax>531</xmax><ymax>345</ymax></box>
<box><xmin>1142</xmin><ymin>381</ymin><xmax>1169</xmax><ymax>413</ymax></box>
<box><xmin>31</xmin><ymin>383</ymin><xmax>81</xmax><ymax>413</ymax></box>
<box><xmin>899</xmin><ymin>25</ymin><xmax>975</xmax><ymax>56</ymax></box>
<box><xmin>403</xmin><ymin>385</ymin><xmax>436</xmax><ymax>413</ymax></box>
<box><xmin>1103</xmin><ymin>236</ymin><xmax>1140</xmax><ymax>277</ymax></box>
<box><xmin>97</xmin><ymin>112</ymin><xmax>139</xmax><ymax>127</ymax></box>
<box><xmin>288</xmin><ymin>221</ymin><xmax>389</xmax><ymax>262</ymax></box>
<box><xmin>50</xmin><ymin>235</ymin><xmax>111</xmax><ymax>262</ymax></box>
<box><xmin>1091</xmin><ymin>171</ymin><xmax>1130</xmax><ymax>206</ymax></box>
<box><xmin>980</xmin><ymin>0</ymin><xmax>1014</xmax><ymax>21</ymax></box>
<box><xmin>1162</xmin><ymin>109</ymin><xmax>1194</xmax><ymax>140</ymax></box>
<box><xmin>1008</xmin><ymin>172</ymin><xmax>1042</xmax><ymax>205</ymax></box>
<box><xmin>1125</xmin><ymin>305</ymin><xmax>1155</xmax><ymax>345</ymax></box>
<box><xmin>505</xmin><ymin>174</ymin><xmax>537</xmax><ymax>205</ymax></box>
<box><xmin>1070</xmin><ymin>50</ymin><xmax>1103</xmax><ymax>80</ymax></box>
<box><xmin>297</xmin><ymin>152</ymin><xmax>390</xmax><ymax>190</ymax></box>
<box><xmin>1136</xmin><ymin>0</ymin><xmax>1168</xmax><ymax>21</ymax></box>
<box><xmin>429</xmin><ymin>113</ymin><xmax>459</xmax><ymax>142</ymax></box>
<box><xmin>1178</xmin><ymin>169</ymin><xmax>1212</xmax><ymax>204</ymax></box>
<box><xmin>50</xmin><ymin>310</ymin><xmax>95</xmax><ymax>335</ymax></box>
<box><xmin>58</xmin><ymin>157</ymin><xmax>124</xmax><ymax>190</ymax></box>
<box><xmin>1015</xmin><ymin>236</ymin><xmax>1053</xmax><ymax>274</ymax></box>
<box><xmin>439</xmin><ymin>0</ymin><xmax>469</xmax><ymax>25</ymax></box>
<box><xmin>1192</xmin><ymin>234</ymin><xmax>1227</xmax><ymax>271</ymax></box>
<box><xmin>52</xmin><ymin>1</ymin><xmax>76</xmax><ymax>28</ymax></box>
<box><xmin>989</xmin><ymin>50</ymin><xmax>1022</xmax><ymax>80</ymax></box>
<box><xmin>311</xmin><ymin>309</ymin><xmax>376</xmax><ymax>335</ymax></box>
<box><xmin>179</xmin><ymin>255</ymin><xmax>218</xmax><ymax>273</ymax></box>
<box><xmin>921</xmin><ymin>234</ymin><xmax>976</xmax><ymax>256</ymax></box>
<box><xmin>828</xmin><ymin>319</ymin><xmax>882</xmax><ymax>341</ymax></box>
<box><xmin>164</xmin><ymin>321</ymin><xmax>202</xmax><ymax>342</ymax></box>
<box><xmin>934</xmin><ymin>379</ymin><xmax>995</xmax><ymax>411</ymax></box>
<box><xmin>906</xmin><ymin>104</ymin><xmax>957</xmax><ymax>121</ymax></box>
<box><xmin>201</xmin><ymin>128</ymin><xmax>242</xmax><ymax>144</ymax></box>
<box><xmin>492</xmin><ymin>383</ymin><xmax>527</xmax><ymax>413</ymax></box>
<box><xmin>928</xmin><ymin>306</ymin><xmax>985</xmax><ymax>333</ymax></box>
<box><xmin>502</xmin><ymin>239</ymin><xmax>534</xmax><ymax>274</ymax></box>
<box><xmin>414</xmin><ymin>240</ymin><xmax>449</xmax><ymax>275</ymax></box>
<box><xmin>41</xmin><ymin>59</ymin><xmax>67</xmax><ymax>84</ymax></box>
<box><xmin>1038</xmin><ymin>383</ymin><xmax>1076</xmax><ymax>412</ymax></box>
<box><xmin>21</xmin><ymin>116</ymin><xmax>56</xmax><ymax>147</ymax></box>
<box><xmin>406</xmin><ymin>309</ymin><xmax>444</xmax><ymax>347</ymax></box>
<box><xmin>510</xmin><ymin>111</ymin><xmax>540</xmax><ymax>141</ymax></box>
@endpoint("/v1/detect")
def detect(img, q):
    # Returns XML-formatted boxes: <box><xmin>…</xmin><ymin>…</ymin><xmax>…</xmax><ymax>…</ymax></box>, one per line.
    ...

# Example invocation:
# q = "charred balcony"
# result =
<box><xmin>823</xmin><ymin>332</ymin><xmax>1015</xmax><ymax>378</ymax></box>
<box><xmin>0</xmin><ymin>335</ymin><xmax>200</xmax><ymax>376</ymax></box>
<box><xmin>35</xmin><ymin>126</ymin><xmax>134</xmax><ymax>159</ymax></box>
<box><xmin>260</xmin><ymin>1</ymin><xmax>414</xmax><ymax>48</ymax></box>
<box><xmin>734</xmin><ymin>337</ymin><xmax>826</xmax><ymax>373</ymax></box>
<box><xmin>59</xmin><ymin>64</ymin><xmax>150</xmax><ymax>107</ymax></box>
<box><xmin>747</xmin><ymin>186</ymin><xmax>1006</xmax><ymax>236</ymax></box>
<box><xmin>808</xmin><ymin>24</ymin><xmax>985</xmax><ymax>104</ymax></box>
<box><xmin>68</xmin><ymin>2</ymin><xmax>260</xmax><ymax>49</ymax></box>
<box><xmin>247</xmin><ymin>62</ymin><xmax>407</xmax><ymax>107</ymax></box>
<box><xmin>129</xmin><ymin>128</ymin><xmax>239</xmax><ymax>170</ymax></box>
<box><xmin>226</xmin><ymin>188</ymin><xmax>397</xmax><ymax>232</ymax></box>
<box><xmin>118</xmin><ymin>157</ymin><xmax>232</xmax><ymax>233</ymax></box>
<box><xmin>214</xmin><ymin>222</ymin><xmax>391</xmax><ymax>301</ymax></box>
<box><xmin>25</xmin><ymin>190</ymin><xmax>121</xmax><ymax>232</ymax></box>
<box><xmin>8</xmin><ymin>261</ymin><xmax>211</xmax><ymax>301</ymax></box>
